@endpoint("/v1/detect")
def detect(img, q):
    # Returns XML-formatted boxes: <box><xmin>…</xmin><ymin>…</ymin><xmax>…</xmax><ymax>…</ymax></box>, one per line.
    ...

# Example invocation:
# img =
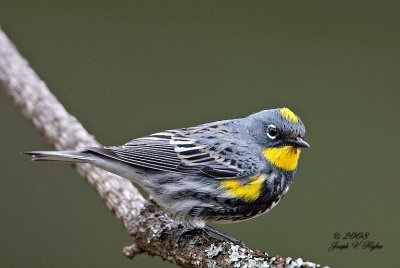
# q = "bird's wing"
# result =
<box><xmin>87</xmin><ymin>125</ymin><xmax>259</xmax><ymax>178</ymax></box>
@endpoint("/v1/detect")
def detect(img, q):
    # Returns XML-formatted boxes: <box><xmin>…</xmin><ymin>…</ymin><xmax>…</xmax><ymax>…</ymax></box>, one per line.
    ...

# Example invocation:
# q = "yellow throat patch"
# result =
<box><xmin>219</xmin><ymin>175</ymin><xmax>266</xmax><ymax>202</ymax></box>
<box><xmin>263</xmin><ymin>146</ymin><xmax>301</xmax><ymax>171</ymax></box>
<box><xmin>280</xmin><ymin>107</ymin><xmax>299</xmax><ymax>123</ymax></box>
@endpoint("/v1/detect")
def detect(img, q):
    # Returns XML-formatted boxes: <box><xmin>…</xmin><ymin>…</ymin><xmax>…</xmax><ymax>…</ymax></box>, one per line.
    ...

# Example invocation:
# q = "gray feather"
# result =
<box><xmin>24</xmin><ymin>151</ymin><xmax>91</xmax><ymax>163</ymax></box>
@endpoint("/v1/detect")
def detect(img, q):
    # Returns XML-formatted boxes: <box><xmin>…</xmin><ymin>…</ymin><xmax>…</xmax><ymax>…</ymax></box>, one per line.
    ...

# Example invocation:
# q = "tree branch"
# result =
<box><xmin>0</xmin><ymin>28</ymin><xmax>328</xmax><ymax>268</ymax></box>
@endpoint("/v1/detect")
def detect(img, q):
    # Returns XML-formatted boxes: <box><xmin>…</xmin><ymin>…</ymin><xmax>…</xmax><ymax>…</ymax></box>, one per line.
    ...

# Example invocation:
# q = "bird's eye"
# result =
<box><xmin>266</xmin><ymin>124</ymin><xmax>278</xmax><ymax>139</ymax></box>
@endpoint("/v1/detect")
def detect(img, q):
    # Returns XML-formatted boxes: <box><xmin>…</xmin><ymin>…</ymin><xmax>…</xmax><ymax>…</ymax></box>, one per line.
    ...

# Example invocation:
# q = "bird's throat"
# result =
<box><xmin>262</xmin><ymin>146</ymin><xmax>300</xmax><ymax>171</ymax></box>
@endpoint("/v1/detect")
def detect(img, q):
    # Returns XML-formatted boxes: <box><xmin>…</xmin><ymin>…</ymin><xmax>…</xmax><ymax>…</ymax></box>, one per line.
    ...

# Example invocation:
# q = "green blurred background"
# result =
<box><xmin>1</xmin><ymin>1</ymin><xmax>399</xmax><ymax>267</ymax></box>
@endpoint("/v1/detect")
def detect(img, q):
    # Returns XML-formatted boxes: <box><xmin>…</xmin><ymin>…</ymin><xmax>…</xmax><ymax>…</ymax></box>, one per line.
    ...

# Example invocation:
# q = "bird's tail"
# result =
<box><xmin>24</xmin><ymin>151</ymin><xmax>91</xmax><ymax>163</ymax></box>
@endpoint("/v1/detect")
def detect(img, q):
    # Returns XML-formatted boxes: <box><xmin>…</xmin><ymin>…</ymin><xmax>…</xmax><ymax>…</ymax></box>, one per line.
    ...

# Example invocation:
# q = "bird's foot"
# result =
<box><xmin>174</xmin><ymin>224</ymin><xmax>245</xmax><ymax>247</ymax></box>
<box><xmin>175</xmin><ymin>225</ymin><xmax>208</xmax><ymax>245</ymax></box>
<box><xmin>204</xmin><ymin>225</ymin><xmax>246</xmax><ymax>247</ymax></box>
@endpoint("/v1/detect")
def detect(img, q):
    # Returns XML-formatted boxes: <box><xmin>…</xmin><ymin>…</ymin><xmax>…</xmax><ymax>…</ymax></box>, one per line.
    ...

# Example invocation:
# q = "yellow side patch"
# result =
<box><xmin>220</xmin><ymin>175</ymin><xmax>265</xmax><ymax>202</ymax></box>
<box><xmin>263</xmin><ymin>146</ymin><xmax>301</xmax><ymax>171</ymax></box>
<box><xmin>280</xmin><ymin>107</ymin><xmax>299</xmax><ymax>123</ymax></box>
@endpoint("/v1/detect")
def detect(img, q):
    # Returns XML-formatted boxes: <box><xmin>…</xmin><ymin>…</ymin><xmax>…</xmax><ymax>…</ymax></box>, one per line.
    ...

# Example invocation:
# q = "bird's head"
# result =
<box><xmin>246</xmin><ymin>107</ymin><xmax>309</xmax><ymax>171</ymax></box>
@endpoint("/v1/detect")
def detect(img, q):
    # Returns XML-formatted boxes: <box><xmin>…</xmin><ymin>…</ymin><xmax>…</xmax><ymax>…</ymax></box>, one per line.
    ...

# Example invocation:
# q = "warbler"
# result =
<box><xmin>25</xmin><ymin>107</ymin><xmax>309</xmax><ymax>244</ymax></box>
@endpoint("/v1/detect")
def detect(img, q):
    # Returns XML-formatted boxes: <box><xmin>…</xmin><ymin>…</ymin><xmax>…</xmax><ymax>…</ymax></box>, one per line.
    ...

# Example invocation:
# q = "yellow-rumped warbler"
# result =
<box><xmin>26</xmin><ymin>107</ymin><xmax>309</xmax><ymax>244</ymax></box>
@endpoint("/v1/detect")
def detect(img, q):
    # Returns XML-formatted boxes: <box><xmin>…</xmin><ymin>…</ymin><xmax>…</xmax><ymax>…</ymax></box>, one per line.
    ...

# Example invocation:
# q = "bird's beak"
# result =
<box><xmin>287</xmin><ymin>137</ymin><xmax>310</xmax><ymax>148</ymax></box>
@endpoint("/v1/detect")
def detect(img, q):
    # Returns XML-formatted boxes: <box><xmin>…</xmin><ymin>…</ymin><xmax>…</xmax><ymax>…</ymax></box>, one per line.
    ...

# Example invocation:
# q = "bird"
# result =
<box><xmin>25</xmin><ymin>107</ymin><xmax>309</xmax><ymax>245</ymax></box>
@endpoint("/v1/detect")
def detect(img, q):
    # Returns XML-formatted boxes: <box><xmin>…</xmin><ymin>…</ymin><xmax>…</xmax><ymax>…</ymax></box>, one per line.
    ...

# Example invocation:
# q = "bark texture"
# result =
<box><xmin>0</xmin><ymin>28</ymin><xmax>328</xmax><ymax>268</ymax></box>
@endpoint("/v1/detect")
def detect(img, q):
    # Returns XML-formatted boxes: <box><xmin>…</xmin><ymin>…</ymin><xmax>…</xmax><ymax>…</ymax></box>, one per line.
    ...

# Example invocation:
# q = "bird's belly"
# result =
<box><xmin>199</xmin><ymin>186</ymin><xmax>290</xmax><ymax>223</ymax></box>
<box><xmin>143</xmin><ymin>172</ymin><xmax>293</xmax><ymax>223</ymax></box>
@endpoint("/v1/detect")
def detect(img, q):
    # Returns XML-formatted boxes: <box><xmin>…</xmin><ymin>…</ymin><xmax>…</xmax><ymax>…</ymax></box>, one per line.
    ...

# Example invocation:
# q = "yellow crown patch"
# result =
<box><xmin>280</xmin><ymin>107</ymin><xmax>299</xmax><ymax>123</ymax></box>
